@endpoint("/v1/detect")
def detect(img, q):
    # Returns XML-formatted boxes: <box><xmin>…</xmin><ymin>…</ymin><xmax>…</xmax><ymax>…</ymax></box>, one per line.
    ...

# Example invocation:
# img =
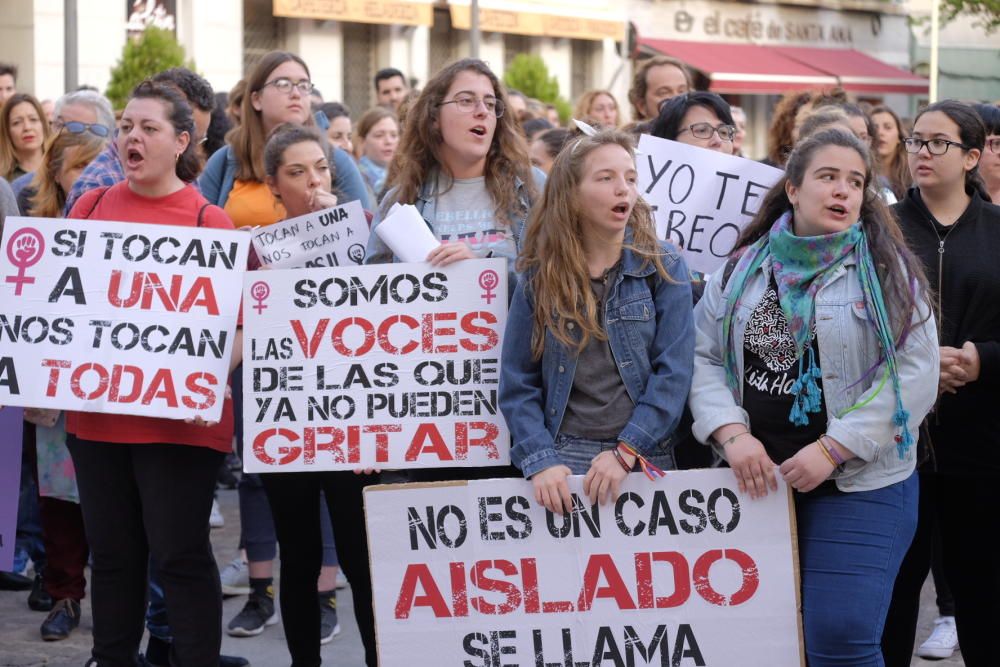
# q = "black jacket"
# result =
<box><xmin>894</xmin><ymin>188</ymin><xmax>1000</xmax><ymax>475</ymax></box>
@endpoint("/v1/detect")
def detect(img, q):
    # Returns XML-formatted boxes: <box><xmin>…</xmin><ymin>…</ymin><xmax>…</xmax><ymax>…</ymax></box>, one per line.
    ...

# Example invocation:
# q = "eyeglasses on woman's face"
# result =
<box><xmin>439</xmin><ymin>93</ymin><xmax>505</xmax><ymax>118</ymax></box>
<box><xmin>678</xmin><ymin>121</ymin><xmax>736</xmax><ymax>142</ymax></box>
<box><xmin>261</xmin><ymin>78</ymin><xmax>314</xmax><ymax>96</ymax></box>
<box><xmin>902</xmin><ymin>137</ymin><xmax>970</xmax><ymax>155</ymax></box>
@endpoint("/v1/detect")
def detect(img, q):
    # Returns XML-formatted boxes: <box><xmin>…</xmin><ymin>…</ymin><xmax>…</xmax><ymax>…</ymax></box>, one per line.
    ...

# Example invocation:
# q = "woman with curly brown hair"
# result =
<box><xmin>871</xmin><ymin>105</ymin><xmax>912</xmax><ymax>200</ymax></box>
<box><xmin>765</xmin><ymin>90</ymin><xmax>812</xmax><ymax>167</ymax></box>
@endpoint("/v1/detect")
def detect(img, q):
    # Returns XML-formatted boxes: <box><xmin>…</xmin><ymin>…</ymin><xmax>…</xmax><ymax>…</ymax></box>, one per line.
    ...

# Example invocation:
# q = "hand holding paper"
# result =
<box><xmin>373</xmin><ymin>204</ymin><xmax>440</xmax><ymax>263</ymax></box>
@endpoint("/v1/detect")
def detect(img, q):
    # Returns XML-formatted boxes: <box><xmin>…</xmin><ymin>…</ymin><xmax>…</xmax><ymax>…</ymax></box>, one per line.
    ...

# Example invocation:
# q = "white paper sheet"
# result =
<box><xmin>374</xmin><ymin>204</ymin><xmax>439</xmax><ymax>262</ymax></box>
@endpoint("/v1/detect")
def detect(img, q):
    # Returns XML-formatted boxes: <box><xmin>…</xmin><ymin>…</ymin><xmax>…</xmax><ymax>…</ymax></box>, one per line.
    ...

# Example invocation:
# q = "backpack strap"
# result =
<box><xmin>196</xmin><ymin>203</ymin><xmax>211</xmax><ymax>227</ymax></box>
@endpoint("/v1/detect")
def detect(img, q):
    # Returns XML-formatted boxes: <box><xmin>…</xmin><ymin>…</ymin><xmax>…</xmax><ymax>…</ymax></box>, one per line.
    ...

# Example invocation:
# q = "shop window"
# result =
<box><xmin>343</xmin><ymin>24</ymin><xmax>377</xmax><ymax>116</ymax></box>
<box><xmin>571</xmin><ymin>39</ymin><xmax>593</xmax><ymax>100</ymax></box>
<box><xmin>504</xmin><ymin>34</ymin><xmax>532</xmax><ymax>69</ymax></box>
<box><xmin>243</xmin><ymin>0</ymin><xmax>284</xmax><ymax>74</ymax></box>
<box><xmin>429</xmin><ymin>8</ymin><xmax>456</xmax><ymax>76</ymax></box>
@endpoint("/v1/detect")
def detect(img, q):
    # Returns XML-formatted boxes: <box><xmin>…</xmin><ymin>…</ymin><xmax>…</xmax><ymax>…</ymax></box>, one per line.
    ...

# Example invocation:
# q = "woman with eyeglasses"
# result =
<box><xmin>0</xmin><ymin>93</ymin><xmax>50</xmax><ymax>181</ymax></box>
<box><xmin>197</xmin><ymin>51</ymin><xmax>356</xmax><ymax>642</ymax></box>
<box><xmin>649</xmin><ymin>91</ymin><xmax>736</xmax><ymax>155</ymax></box>
<box><xmin>359</xmin><ymin>57</ymin><xmax>544</xmax><ymax>667</ymax></box>
<box><xmin>973</xmin><ymin>103</ymin><xmax>1000</xmax><ymax>204</ymax></box>
<box><xmin>881</xmin><ymin>101</ymin><xmax>1000</xmax><ymax>667</ymax></box>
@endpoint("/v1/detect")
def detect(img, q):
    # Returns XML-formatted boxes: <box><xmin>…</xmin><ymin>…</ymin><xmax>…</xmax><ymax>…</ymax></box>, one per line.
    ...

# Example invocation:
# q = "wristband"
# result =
<box><xmin>816</xmin><ymin>440</ymin><xmax>838</xmax><ymax>467</ymax></box>
<box><xmin>611</xmin><ymin>448</ymin><xmax>633</xmax><ymax>473</ymax></box>
<box><xmin>819</xmin><ymin>435</ymin><xmax>846</xmax><ymax>466</ymax></box>
<box><xmin>617</xmin><ymin>443</ymin><xmax>666</xmax><ymax>481</ymax></box>
<box><xmin>718</xmin><ymin>430</ymin><xmax>751</xmax><ymax>448</ymax></box>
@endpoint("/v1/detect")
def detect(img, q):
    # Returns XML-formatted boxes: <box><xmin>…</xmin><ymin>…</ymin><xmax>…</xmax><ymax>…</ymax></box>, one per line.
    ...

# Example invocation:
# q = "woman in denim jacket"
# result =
<box><xmin>499</xmin><ymin>130</ymin><xmax>694</xmax><ymax>515</ymax></box>
<box><xmin>690</xmin><ymin>129</ymin><xmax>938</xmax><ymax>666</ymax></box>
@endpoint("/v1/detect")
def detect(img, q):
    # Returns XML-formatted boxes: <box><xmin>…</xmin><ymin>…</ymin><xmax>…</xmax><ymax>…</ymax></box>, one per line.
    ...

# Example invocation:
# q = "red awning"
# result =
<box><xmin>639</xmin><ymin>38</ymin><xmax>928</xmax><ymax>96</ymax></box>
<box><xmin>772</xmin><ymin>46</ymin><xmax>928</xmax><ymax>94</ymax></box>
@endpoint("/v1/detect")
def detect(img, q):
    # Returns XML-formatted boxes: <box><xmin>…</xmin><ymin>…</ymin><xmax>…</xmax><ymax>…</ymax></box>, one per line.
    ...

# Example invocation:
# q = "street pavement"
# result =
<box><xmin>0</xmin><ymin>486</ymin><xmax>963</xmax><ymax>667</ymax></box>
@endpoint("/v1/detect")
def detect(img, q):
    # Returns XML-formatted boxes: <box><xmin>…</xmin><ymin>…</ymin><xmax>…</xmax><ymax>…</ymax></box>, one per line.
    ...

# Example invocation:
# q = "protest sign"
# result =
<box><xmin>638</xmin><ymin>135</ymin><xmax>783</xmax><ymax>275</ymax></box>
<box><xmin>242</xmin><ymin>258</ymin><xmax>509</xmax><ymax>472</ymax></box>
<box><xmin>251</xmin><ymin>200</ymin><xmax>370</xmax><ymax>269</ymax></box>
<box><xmin>0</xmin><ymin>217</ymin><xmax>248</xmax><ymax>421</ymax></box>
<box><xmin>0</xmin><ymin>407</ymin><xmax>24</xmax><ymax>571</ymax></box>
<box><xmin>365</xmin><ymin>470</ymin><xmax>803</xmax><ymax>667</ymax></box>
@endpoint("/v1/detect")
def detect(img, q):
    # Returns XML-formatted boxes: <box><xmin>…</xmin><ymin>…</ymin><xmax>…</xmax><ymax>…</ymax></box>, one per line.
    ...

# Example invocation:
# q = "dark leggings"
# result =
<box><xmin>261</xmin><ymin>471</ymin><xmax>380</xmax><ymax>667</ymax></box>
<box><xmin>882</xmin><ymin>473</ymin><xmax>1000</xmax><ymax>666</ymax></box>
<box><xmin>68</xmin><ymin>435</ymin><xmax>224</xmax><ymax>667</ymax></box>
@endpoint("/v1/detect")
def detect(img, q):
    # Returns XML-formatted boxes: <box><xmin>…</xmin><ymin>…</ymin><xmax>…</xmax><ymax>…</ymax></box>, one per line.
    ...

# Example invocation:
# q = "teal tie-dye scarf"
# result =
<box><xmin>721</xmin><ymin>210</ymin><xmax>913</xmax><ymax>458</ymax></box>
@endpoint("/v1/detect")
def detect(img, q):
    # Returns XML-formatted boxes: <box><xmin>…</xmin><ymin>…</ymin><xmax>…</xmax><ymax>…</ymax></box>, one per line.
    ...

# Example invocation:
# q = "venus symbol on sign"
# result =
<box><xmin>251</xmin><ymin>281</ymin><xmax>271</xmax><ymax>314</ymax></box>
<box><xmin>478</xmin><ymin>269</ymin><xmax>499</xmax><ymax>305</ymax></box>
<box><xmin>5</xmin><ymin>228</ymin><xmax>46</xmax><ymax>296</ymax></box>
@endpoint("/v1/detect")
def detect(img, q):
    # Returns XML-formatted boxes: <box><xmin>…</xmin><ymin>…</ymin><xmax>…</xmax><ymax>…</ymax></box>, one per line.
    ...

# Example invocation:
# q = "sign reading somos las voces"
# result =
<box><xmin>242</xmin><ymin>258</ymin><xmax>509</xmax><ymax>472</ymax></box>
<box><xmin>0</xmin><ymin>217</ymin><xmax>248</xmax><ymax>422</ymax></box>
<box><xmin>364</xmin><ymin>471</ymin><xmax>804</xmax><ymax>666</ymax></box>
<box><xmin>251</xmin><ymin>200</ymin><xmax>371</xmax><ymax>269</ymax></box>
<box><xmin>638</xmin><ymin>135</ymin><xmax>783</xmax><ymax>275</ymax></box>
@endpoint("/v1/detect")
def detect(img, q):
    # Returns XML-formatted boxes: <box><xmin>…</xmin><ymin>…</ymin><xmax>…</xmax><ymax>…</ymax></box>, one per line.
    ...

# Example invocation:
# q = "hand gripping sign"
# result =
<box><xmin>363</xmin><ymin>470</ymin><xmax>804</xmax><ymax>667</ymax></box>
<box><xmin>242</xmin><ymin>258</ymin><xmax>510</xmax><ymax>472</ymax></box>
<box><xmin>0</xmin><ymin>217</ymin><xmax>249</xmax><ymax>421</ymax></box>
<box><xmin>638</xmin><ymin>135</ymin><xmax>783</xmax><ymax>275</ymax></box>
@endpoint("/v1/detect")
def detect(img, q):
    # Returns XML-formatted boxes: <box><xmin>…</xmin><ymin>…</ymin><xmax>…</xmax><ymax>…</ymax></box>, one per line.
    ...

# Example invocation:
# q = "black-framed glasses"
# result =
<box><xmin>57</xmin><ymin>121</ymin><xmax>111</xmax><ymax>138</ymax></box>
<box><xmin>439</xmin><ymin>94</ymin><xmax>505</xmax><ymax>118</ymax></box>
<box><xmin>261</xmin><ymin>78</ymin><xmax>314</xmax><ymax>96</ymax></box>
<box><xmin>987</xmin><ymin>137</ymin><xmax>1000</xmax><ymax>153</ymax></box>
<box><xmin>903</xmin><ymin>137</ymin><xmax>970</xmax><ymax>155</ymax></box>
<box><xmin>678</xmin><ymin>122</ymin><xmax>736</xmax><ymax>142</ymax></box>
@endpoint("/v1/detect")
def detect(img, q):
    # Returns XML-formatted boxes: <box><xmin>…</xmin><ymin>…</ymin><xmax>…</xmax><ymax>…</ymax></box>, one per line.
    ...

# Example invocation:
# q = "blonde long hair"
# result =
<box><xmin>518</xmin><ymin>129</ymin><xmax>671</xmax><ymax>359</ymax></box>
<box><xmin>387</xmin><ymin>58</ymin><xmax>535</xmax><ymax>228</ymax></box>
<box><xmin>29</xmin><ymin>129</ymin><xmax>108</xmax><ymax>218</ymax></box>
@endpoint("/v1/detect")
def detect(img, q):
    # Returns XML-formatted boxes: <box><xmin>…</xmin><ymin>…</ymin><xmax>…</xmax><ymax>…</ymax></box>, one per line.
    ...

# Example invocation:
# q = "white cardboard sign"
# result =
<box><xmin>251</xmin><ymin>200</ymin><xmax>370</xmax><ymax>269</ymax></box>
<box><xmin>364</xmin><ymin>471</ymin><xmax>804</xmax><ymax>667</ymax></box>
<box><xmin>242</xmin><ymin>258</ymin><xmax>509</xmax><ymax>472</ymax></box>
<box><xmin>0</xmin><ymin>216</ymin><xmax>248</xmax><ymax>421</ymax></box>
<box><xmin>638</xmin><ymin>135</ymin><xmax>783</xmax><ymax>275</ymax></box>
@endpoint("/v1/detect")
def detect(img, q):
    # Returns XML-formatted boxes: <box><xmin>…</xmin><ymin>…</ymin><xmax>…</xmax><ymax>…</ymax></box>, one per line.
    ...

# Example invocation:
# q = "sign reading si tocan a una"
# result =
<box><xmin>0</xmin><ymin>217</ymin><xmax>248</xmax><ymax>421</ymax></box>
<box><xmin>364</xmin><ymin>471</ymin><xmax>804</xmax><ymax>666</ymax></box>
<box><xmin>242</xmin><ymin>259</ymin><xmax>509</xmax><ymax>472</ymax></box>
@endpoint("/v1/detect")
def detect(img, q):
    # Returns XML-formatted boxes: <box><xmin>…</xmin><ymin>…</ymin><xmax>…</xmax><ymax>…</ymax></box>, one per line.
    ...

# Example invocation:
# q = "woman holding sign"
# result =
<box><xmin>251</xmin><ymin>123</ymin><xmax>373</xmax><ymax>663</ymax></box>
<box><xmin>499</xmin><ymin>129</ymin><xmax>694</xmax><ymax>513</ymax></box>
<box><xmin>65</xmin><ymin>80</ymin><xmax>242</xmax><ymax>667</ymax></box>
<box><xmin>689</xmin><ymin>128</ymin><xmax>938</xmax><ymax>666</ymax></box>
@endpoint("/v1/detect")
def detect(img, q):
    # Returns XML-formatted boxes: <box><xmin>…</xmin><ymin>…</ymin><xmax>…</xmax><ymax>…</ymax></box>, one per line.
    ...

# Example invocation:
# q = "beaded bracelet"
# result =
<box><xmin>819</xmin><ymin>435</ymin><xmax>846</xmax><ymax>466</ymax></box>
<box><xmin>617</xmin><ymin>443</ymin><xmax>666</xmax><ymax>481</ymax></box>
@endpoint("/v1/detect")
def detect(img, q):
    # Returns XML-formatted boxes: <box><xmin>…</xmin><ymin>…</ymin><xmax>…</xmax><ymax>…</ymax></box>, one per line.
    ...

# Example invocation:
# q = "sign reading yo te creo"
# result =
<box><xmin>242</xmin><ymin>258</ymin><xmax>510</xmax><ymax>472</ymax></box>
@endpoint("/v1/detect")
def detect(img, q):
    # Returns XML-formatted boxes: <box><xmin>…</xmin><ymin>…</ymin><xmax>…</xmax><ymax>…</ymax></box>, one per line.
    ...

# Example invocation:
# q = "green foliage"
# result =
<box><xmin>941</xmin><ymin>0</ymin><xmax>1000</xmax><ymax>32</ymax></box>
<box><xmin>503</xmin><ymin>54</ymin><xmax>572</xmax><ymax>123</ymax></box>
<box><xmin>105</xmin><ymin>28</ymin><xmax>193</xmax><ymax>109</ymax></box>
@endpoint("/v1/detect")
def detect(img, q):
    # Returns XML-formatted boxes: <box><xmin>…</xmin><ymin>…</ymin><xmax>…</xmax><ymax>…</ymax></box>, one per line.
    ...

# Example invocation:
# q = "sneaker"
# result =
<box><xmin>210</xmin><ymin>499</ymin><xmax>225</xmax><ymax>528</ymax></box>
<box><xmin>916</xmin><ymin>615</ymin><xmax>959</xmax><ymax>659</ymax></box>
<box><xmin>335</xmin><ymin>570</ymin><xmax>349</xmax><ymax>590</ymax></box>
<box><xmin>219</xmin><ymin>656</ymin><xmax>250</xmax><ymax>667</ymax></box>
<box><xmin>41</xmin><ymin>598</ymin><xmax>81</xmax><ymax>641</ymax></box>
<box><xmin>28</xmin><ymin>573</ymin><xmax>54</xmax><ymax>611</ymax></box>
<box><xmin>319</xmin><ymin>590</ymin><xmax>341</xmax><ymax>644</ymax></box>
<box><xmin>220</xmin><ymin>556</ymin><xmax>250</xmax><ymax>596</ymax></box>
<box><xmin>227</xmin><ymin>591</ymin><xmax>277</xmax><ymax>637</ymax></box>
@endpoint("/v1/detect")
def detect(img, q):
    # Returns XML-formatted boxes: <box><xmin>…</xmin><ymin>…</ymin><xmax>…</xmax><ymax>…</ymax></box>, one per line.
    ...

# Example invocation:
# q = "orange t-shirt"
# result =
<box><xmin>65</xmin><ymin>183</ymin><xmax>239</xmax><ymax>453</ymax></box>
<box><xmin>224</xmin><ymin>180</ymin><xmax>286</xmax><ymax>228</ymax></box>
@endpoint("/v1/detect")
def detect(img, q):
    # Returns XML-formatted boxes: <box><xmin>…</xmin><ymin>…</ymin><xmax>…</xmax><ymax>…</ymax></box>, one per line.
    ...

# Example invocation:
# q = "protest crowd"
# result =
<box><xmin>0</xmin><ymin>43</ymin><xmax>998</xmax><ymax>667</ymax></box>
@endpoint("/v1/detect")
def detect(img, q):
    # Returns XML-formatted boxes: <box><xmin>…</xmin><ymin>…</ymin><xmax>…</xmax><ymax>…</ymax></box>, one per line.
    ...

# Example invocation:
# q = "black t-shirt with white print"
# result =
<box><xmin>742</xmin><ymin>277</ymin><xmax>828</xmax><ymax>467</ymax></box>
